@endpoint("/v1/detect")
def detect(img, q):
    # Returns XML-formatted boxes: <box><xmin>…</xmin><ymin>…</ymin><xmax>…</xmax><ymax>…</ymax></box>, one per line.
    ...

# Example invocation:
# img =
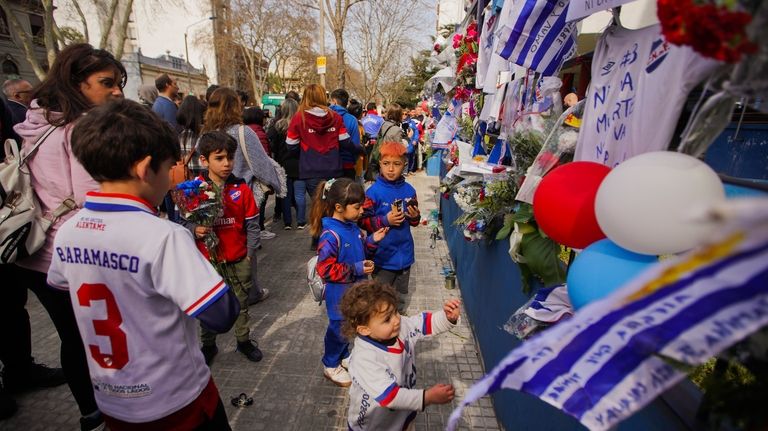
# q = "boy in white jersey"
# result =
<box><xmin>47</xmin><ymin>99</ymin><xmax>239</xmax><ymax>430</ymax></box>
<box><xmin>340</xmin><ymin>281</ymin><xmax>460</xmax><ymax>431</ymax></box>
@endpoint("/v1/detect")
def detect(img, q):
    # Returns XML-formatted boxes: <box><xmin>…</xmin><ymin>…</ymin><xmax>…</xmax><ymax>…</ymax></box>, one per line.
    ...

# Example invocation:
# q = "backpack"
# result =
<box><xmin>1</xmin><ymin>127</ymin><xmax>77</xmax><ymax>264</ymax></box>
<box><xmin>306</xmin><ymin>229</ymin><xmax>340</xmax><ymax>305</ymax></box>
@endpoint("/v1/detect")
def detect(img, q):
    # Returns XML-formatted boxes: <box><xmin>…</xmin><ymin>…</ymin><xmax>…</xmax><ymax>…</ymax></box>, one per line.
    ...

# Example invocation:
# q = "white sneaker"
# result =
<box><xmin>341</xmin><ymin>357</ymin><xmax>349</xmax><ymax>370</ymax></box>
<box><xmin>260</xmin><ymin>230</ymin><xmax>276</xmax><ymax>239</ymax></box>
<box><xmin>323</xmin><ymin>365</ymin><xmax>352</xmax><ymax>387</ymax></box>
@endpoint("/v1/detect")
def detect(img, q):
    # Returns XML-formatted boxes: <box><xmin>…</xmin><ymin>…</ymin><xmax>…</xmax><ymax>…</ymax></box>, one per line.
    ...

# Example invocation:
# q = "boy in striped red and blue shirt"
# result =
<box><xmin>340</xmin><ymin>281</ymin><xmax>460</xmax><ymax>431</ymax></box>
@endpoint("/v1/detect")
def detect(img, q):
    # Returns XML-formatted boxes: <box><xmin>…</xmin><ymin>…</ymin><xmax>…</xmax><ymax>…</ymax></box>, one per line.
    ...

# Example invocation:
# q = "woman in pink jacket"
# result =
<box><xmin>0</xmin><ymin>44</ymin><xmax>125</xmax><ymax>430</ymax></box>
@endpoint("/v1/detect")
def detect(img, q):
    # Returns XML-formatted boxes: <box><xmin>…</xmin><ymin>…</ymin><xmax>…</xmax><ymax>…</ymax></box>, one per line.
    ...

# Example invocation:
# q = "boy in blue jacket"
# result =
<box><xmin>360</xmin><ymin>141</ymin><xmax>421</xmax><ymax>313</ymax></box>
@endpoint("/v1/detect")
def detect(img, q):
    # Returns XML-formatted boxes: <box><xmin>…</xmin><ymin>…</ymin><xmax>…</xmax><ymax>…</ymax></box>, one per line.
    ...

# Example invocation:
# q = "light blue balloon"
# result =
<box><xmin>567</xmin><ymin>239</ymin><xmax>657</xmax><ymax>310</ymax></box>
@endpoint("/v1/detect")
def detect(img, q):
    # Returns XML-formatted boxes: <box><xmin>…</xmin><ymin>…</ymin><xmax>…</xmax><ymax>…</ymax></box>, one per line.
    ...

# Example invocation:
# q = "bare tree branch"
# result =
<box><xmin>97</xmin><ymin>0</ymin><xmax>119</xmax><ymax>49</ymax></box>
<box><xmin>70</xmin><ymin>0</ymin><xmax>90</xmax><ymax>42</ymax></box>
<box><xmin>111</xmin><ymin>0</ymin><xmax>135</xmax><ymax>60</ymax></box>
<box><xmin>0</xmin><ymin>0</ymin><xmax>46</xmax><ymax>79</ymax></box>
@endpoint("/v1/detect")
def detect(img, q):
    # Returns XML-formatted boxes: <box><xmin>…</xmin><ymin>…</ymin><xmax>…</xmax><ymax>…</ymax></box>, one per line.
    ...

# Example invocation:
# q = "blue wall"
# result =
<box><xmin>442</xmin><ymin>196</ymin><xmax>691</xmax><ymax>430</ymax></box>
<box><xmin>704</xmin><ymin>122</ymin><xmax>768</xmax><ymax>180</ymax></box>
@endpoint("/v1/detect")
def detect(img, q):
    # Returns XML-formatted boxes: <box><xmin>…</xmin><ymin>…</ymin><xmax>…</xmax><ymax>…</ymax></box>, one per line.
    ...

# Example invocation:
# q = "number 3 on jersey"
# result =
<box><xmin>77</xmin><ymin>283</ymin><xmax>129</xmax><ymax>369</ymax></box>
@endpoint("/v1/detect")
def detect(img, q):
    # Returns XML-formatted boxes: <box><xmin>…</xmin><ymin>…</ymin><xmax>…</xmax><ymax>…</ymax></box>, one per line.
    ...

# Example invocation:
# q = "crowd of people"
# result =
<box><xmin>0</xmin><ymin>42</ymin><xmax>452</xmax><ymax>431</ymax></box>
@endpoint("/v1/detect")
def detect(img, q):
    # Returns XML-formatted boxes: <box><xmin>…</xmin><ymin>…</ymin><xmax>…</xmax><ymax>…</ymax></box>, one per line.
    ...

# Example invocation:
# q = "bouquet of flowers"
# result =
<box><xmin>452</xmin><ymin>20</ymin><xmax>480</xmax><ymax>102</ymax></box>
<box><xmin>658</xmin><ymin>0</ymin><xmax>758</xmax><ymax>63</ymax></box>
<box><xmin>171</xmin><ymin>179</ymin><xmax>224</xmax><ymax>263</ymax></box>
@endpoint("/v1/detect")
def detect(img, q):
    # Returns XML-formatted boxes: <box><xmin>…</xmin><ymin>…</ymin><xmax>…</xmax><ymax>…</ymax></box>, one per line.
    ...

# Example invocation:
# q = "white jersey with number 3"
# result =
<box><xmin>48</xmin><ymin>192</ymin><xmax>228</xmax><ymax>422</ymax></box>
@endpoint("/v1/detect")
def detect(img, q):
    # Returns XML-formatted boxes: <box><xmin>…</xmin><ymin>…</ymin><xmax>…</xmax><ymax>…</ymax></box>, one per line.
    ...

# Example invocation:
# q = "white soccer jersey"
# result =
<box><xmin>347</xmin><ymin>311</ymin><xmax>456</xmax><ymax>431</ymax></box>
<box><xmin>48</xmin><ymin>192</ymin><xmax>229</xmax><ymax>423</ymax></box>
<box><xmin>573</xmin><ymin>24</ymin><xmax>720</xmax><ymax>167</ymax></box>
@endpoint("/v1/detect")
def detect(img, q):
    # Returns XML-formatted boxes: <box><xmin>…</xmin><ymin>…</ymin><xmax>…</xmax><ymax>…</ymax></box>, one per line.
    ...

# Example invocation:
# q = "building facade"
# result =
<box><xmin>0</xmin><ymin>1</ymin><xmax>47</xmax><ymax>85</ymax></box>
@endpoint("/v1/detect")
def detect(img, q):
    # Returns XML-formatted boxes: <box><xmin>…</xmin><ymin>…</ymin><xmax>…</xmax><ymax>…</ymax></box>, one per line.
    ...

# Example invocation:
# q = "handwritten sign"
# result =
<box><xmin>566</xmin><ymin>0</ymin><xmax>634</xmax><ymax>22</ymax></box>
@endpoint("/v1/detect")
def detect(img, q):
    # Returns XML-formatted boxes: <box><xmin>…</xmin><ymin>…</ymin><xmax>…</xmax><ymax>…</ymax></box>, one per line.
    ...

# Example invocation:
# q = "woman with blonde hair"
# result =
<box><xmin>285</xmin><ymin>84</ymin><xmax>359</xmax><ymax>229</ymax></box>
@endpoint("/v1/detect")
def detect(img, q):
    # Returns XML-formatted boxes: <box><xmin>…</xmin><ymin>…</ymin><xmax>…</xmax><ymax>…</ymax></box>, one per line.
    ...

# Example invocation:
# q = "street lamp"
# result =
<box><xmin>184</xmin><ymin>16</ymin><xmax>216</xmax><ymax>95</ymax></box>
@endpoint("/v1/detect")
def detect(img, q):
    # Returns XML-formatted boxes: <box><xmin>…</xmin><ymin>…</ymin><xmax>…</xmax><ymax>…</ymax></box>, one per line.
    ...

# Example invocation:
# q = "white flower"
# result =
<box><xmin>199</xmin><ymin>181</ymin><xmax>209</xmax><ymax>188</ymax></box>
<box><xmin>205</xmin><ymin>191</ymin><xmax>215</xmax><ymax>199</ymax></box>
<box><xmin>557</xmin><ymin>130</ymin><xmax>578</xmax><ymax>153</ymax></box>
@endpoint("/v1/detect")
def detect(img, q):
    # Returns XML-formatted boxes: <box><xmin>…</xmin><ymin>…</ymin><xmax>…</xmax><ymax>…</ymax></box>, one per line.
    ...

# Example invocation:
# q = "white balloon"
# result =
<box><xmin>595</xmin><ymin>151</ymin><xmax>725</xmax><ymax>255</ymax></box>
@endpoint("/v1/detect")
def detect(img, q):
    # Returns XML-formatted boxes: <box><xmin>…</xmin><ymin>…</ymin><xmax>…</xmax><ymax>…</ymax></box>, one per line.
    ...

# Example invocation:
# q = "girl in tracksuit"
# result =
<box><xmin>310</xmin><ymin>178</ymin><xmax>388</xmax><ymax>387</ymax></box>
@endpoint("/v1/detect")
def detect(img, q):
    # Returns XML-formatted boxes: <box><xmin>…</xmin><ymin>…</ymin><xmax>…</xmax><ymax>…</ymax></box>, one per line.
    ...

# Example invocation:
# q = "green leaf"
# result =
<box><xmin>510</xmin><ymin>202</ymin><xmax>534</xmax><ymax>223</ymax></box>
<box><xmin>495</xmin><ymin>214</ymin><xmax>514</xmax><ymax>240</ymax></box>
<box><xmin>519</xmin><ymin>230</ymin><xmax>567</xmax><ymax>288</ymax></box>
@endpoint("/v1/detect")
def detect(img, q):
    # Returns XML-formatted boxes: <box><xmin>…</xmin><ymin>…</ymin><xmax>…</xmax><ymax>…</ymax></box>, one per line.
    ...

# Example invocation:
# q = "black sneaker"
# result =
<box><xmin>79</xmin><ymin>411</ymin><xmax>105</xmax><ymax>431</ymax></box>
<box><xmin>236</xmin><ymin>341</ymin><xmax>263</xmax><ymax>362</ymax></box>
<box><xmin>4</xmin><ymin>362</ymin><xmax>66</xmax><ymax>393</ymax></box>
<box><xmin>0</xmin><ymin>383</ymin><xmax>17</xmax><ymax>420</ymax></box>
<box><xmin>201</xmin><ymin>344</ymin><xmax>218</xmax><ymax>366</ymax></box>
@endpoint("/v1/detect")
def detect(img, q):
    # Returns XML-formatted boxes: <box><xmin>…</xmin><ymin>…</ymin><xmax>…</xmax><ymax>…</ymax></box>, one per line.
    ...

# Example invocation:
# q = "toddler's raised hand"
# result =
<box><xmin>373</xmin><ymin>227</ymin><xmax>389</xmax><ymax>243</ymax></box>
<box><xmin>425</xmin><ymin>383</ymin><xmax>455</xmax><ymax>405</ymax></box>
<box><xmin>443</xmin><ymin>299</ymin><xmax>461</xmax><ymax>323</ymax></box>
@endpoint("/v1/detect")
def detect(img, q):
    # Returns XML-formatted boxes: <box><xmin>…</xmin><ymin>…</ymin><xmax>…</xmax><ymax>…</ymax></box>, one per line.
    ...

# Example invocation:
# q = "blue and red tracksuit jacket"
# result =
<box><xmin>359</xmin><ymin>176</ymin><xmax>419</xmax><ymax>271</ymax></box>
<box><xmin>316</xmin><ymin>217</ymin><xmax>377</xmax><ymax>320</ymax></box>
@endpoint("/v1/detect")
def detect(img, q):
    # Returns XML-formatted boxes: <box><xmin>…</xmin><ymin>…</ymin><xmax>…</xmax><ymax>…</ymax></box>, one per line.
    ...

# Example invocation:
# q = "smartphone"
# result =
<box><xmin>392</xmin><ymin>199</ymin><xmax>403</xmax><ymax>212</ymax></box>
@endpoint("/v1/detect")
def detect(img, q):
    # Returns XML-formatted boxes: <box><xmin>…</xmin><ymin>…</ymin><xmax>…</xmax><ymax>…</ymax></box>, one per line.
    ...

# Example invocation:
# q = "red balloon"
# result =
<box><xmin>533</xmin><ymin>161</ymin><xmax>610</xmax><ymax>249</ymax></box>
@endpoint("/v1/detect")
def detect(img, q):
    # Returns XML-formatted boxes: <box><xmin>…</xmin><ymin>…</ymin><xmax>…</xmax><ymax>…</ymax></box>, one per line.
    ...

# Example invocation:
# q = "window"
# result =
<box><xmin>29</xmin><ymin>14</ymin><xmax>43</xmax><ymax>45</ymax></box>
<box><xmin>0</xmin><ymin>8</ymin><xmax>10</xmax><ymax>38</ymax></box>
<box><xmin>2</xmin><ymin>58</ymin><xmax>19</xmax><ymax>76</ymax></box>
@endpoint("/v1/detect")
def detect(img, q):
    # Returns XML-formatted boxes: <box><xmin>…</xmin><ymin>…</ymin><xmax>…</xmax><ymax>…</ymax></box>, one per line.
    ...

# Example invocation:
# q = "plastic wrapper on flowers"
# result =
<box><xmin>515</xmin><ymin>100</ymin><xmax>583</xmax><ymax>204</ymax></box>
<box><xmin>171</xmin><ymin>179</ymin><xmax>224</xmax><ymax>263</ymax></box>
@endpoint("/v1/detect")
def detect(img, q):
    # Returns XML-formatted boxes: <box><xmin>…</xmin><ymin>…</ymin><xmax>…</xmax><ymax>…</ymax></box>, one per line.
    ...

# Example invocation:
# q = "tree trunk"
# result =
<box><xmin>111</xmin><ymin>0</ymin><xmax>135</xmax><ymax>60</ymax></box>
<box><xmin>41</xmin><ymin>0</ymin><xmax>57</xmax><ymax>66</ymax></box>
<box><xmin>98</xmin><ymin>0</ymin><xmax>119</xmax><ymax>49</ymax></box>
<box><xmin>71</xmin><ymin>1</ymin><xmax>90</xmax><ymax>43</ymax></box>
<box><xmin>334</xmin><ymin>32</ymin><xmax>345</xmax><ymax>88</ymax></box>
<box><xmin>0</xmin><ymin>1</ymin><xmax>46</xmax><ymax>79</ymax></box>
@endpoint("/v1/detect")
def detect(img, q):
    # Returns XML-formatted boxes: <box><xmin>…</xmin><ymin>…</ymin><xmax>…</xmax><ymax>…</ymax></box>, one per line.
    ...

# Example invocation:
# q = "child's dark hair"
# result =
<box><xmin>340</xmin><ymin>281</ymin><xmax>398</xmax><ymax>339</ymax></box>
<box><xmin>308</xmin><ymin>177</ymin><xmax>365</xmax><ymax>236</ymax></box>
<box><xmin>71</xmin><ymin>99</ymin><xmax>179</xmax><ymax>182</ymax></box>
<box><xmin>197</xmin><ymin>131</ymin><xmax>237</xmax><ymax>159</ymax></box>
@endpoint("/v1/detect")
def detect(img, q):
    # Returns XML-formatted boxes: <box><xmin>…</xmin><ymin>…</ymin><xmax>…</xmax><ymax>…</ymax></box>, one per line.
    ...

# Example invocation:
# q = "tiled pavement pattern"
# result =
<box><xmin>1</xmin><ymin>172</ymin><xmax>500</xmax><ymax>430</ymax></box>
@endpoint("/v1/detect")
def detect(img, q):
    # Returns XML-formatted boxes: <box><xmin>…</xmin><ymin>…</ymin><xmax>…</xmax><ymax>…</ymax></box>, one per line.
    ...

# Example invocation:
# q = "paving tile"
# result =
<box><xmin>0</xmin><ymin>172</ymin><xmax>499</xmax><ymax>431</ymax></box>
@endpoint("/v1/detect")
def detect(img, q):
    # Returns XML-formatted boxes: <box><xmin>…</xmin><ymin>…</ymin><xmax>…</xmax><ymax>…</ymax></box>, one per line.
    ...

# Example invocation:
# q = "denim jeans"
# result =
<box><xmin>282</xmin><ymin>178</ymin><xmax>298</xmax><ymax>226</ymax></box>
<box><xmin>293</xmin><ymin>177</ymin><xmax>324</xmax><ymax>225</ymax></box>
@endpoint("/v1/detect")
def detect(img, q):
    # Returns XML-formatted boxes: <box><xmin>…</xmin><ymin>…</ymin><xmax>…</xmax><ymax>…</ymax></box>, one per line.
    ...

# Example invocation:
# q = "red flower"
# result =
<box><xmin>452</xmin><ymin>33</ymin><xmax>464</xmax><ymax>49</ymax></box>
<box><xmin>658</xmin><ymin>0</ymin><xmax>757</xmax><ymax>63</ymax></box>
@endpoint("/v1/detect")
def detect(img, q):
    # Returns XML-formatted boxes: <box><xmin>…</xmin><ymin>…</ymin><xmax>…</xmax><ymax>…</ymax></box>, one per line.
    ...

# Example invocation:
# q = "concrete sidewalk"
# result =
<box><xmin>1</xmin><ymin>172</ymin><xmax>500</xmax><ymax>431</ymax></box>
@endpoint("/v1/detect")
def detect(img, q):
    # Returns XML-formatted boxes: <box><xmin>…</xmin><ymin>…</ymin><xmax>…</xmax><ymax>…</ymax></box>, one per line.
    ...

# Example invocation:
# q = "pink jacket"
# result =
<box><xmin>13</xmin><ymin>101</ymin><xmax>99</xmax><ymax>274</ymax></box>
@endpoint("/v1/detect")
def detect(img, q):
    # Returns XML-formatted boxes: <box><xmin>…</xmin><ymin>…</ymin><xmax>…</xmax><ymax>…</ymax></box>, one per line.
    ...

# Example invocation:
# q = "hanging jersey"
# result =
<box><xmin>47</xmin><ymin>192</ymin><xmax>228</xmax><ymax>423</ymax></box>
<box><xmin>347</xmin><ymin>311</ymin><xmax>455</xmax><ymax>430</ymax></box>
<box><xmin>574</xmin><ymin>24</ymin><xmax>720</xmax><ymax>167</ymax></box>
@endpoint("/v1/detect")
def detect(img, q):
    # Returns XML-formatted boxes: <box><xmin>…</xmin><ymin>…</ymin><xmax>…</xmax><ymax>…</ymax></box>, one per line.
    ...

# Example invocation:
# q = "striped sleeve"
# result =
<box><xmin>316</xmin><ymin>230</ymin><xmax>361</xmax><ymax>283</ymax></box>
<box><xmin>286</xmin><ymin>114</ymin><xmax>301</xmax><ymax>146</ymax></box>
<box><xmin>152</xmin><ymin>227</ymin><xmax>229</xmax><ymax>317</ymax></box>
<box><xmin>359</xmin><ymin>196</ymin><xmax>388</xmax><ymax>233</ymax></box>
<box><xmin>241</xmin><ymin>184</ymin><xmax>259</xmax><ymax>220</ymax></box>
<box><xmin>337</xmin><ymin>113</ymin><xmax>350</xmax><ymax>141</ymax></box>
<box><xmin>354</xmin><ymin>354</ymin><xmax>424</xmax><ymax>411</ymax></box>
<box><xmin>402</xmin><ymin>310</ymin><xmax>456</xmax><ymax>342</ymax></box>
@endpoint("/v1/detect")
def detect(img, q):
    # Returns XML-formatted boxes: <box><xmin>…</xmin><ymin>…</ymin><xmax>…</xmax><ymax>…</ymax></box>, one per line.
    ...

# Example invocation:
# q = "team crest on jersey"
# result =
<box><xmin>229</xmin><ymin>189</ymin><xmax>242</xmax><ymax>202</ymax></box>
<box><xmin>646</xmin><ymin>38</ymin><xmax>670</xmax><ymax>73</ymax></box>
